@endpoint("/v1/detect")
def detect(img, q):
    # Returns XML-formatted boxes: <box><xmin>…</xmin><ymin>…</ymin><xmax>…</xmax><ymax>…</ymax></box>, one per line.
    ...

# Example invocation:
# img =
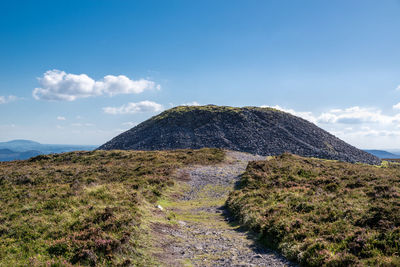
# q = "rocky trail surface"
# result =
<box><xmin>152</xmin><ymin>151</ymin><xmax>295</xmax><ymax>266</ymax></box>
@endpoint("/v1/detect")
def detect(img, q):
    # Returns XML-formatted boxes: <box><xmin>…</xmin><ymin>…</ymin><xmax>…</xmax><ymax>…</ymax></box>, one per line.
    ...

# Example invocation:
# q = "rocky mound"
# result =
<box><xmin>99</xmin><ymin>105</ymin><xmax>380</xmax><ymax>164</ymax></box>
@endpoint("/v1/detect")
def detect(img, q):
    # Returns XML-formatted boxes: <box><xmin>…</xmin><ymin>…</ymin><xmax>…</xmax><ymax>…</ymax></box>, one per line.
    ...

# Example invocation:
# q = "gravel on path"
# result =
<box><xmin>153</xmin><ymin>151</ymin><xmax>296</xmax><ymax>267</ymax></box>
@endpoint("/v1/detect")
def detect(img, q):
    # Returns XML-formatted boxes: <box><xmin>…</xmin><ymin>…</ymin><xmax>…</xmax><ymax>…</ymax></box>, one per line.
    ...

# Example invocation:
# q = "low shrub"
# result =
<box><xmin>227</xmin><ymin>153</ymin><xmax>400</xmax><ymax>266</ymax></box>
<box><xmin>0</xmin><ymin>148</ymin><xmax>224</xmax><ymax>266</ymax></box>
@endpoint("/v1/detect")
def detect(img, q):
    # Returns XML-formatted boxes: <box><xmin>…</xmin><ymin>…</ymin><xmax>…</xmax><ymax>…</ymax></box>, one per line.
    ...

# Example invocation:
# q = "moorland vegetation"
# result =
<box><xmin>0</xmin><ymin>148</ymin><xmax>224</xmax><ymax>266</ymax></box>
<box><xmin>227</xmin><ymin>154</ymin><xmax>400</xmax><ymax>266</ymax></box>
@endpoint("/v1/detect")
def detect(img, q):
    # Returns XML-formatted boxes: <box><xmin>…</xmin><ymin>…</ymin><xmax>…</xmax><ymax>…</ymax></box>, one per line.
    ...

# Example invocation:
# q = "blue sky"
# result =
<box><xmin>1</xmin><ymin>0</ymin><xmax>400</xmax><ymax>148</ymax></box>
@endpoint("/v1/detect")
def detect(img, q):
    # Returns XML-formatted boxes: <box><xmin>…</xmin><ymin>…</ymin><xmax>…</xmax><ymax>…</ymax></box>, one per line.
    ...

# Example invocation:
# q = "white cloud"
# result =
<box><xmin>71</xmin><ymin>123</ymin><xmax>95</xmax><ymax>127</ymax></box>
<box><xmin>103</xmin><ymin>101</ymin><xmax>164</xmax><ymax>115</ymax></box>
<box><xmin>57</xmin><ymin>116</ymin><xmax>66</xmax><ymax>121</ymax></box>
<box><xmin>263</xmin><ymin>105</ymin><xmax>317</xmax><ymax>123</ymax></box>
<box><xmin>33</xmin><ymin>70</ymin><xmax>160</xmax><ymax>101</ymax></box>
<box><xmin>317</xmin><ymin>106</ymin><xmax>396</xmax><ymax>125</ymax></box>
<box><xmin>98</xmin><ymin>75</ymin><xmax>160</xmax><ymax>96</ymax></box>
<box><xmin>262</xmin><ymin>104</ymin><xmax>400</xmax><ymax>149</ymax></box>
<box><xmin>181</xmin><ymin>101</ymin><xmax>200</xmax><ymax>106</ymax></box>
<box><xmin>393</xmin><ymin>102</ymin><xmax>400</xmax><ymax>110</ymax></box>
<box><xmin>266</xmin><ymin>105</ymin><xmax>398</xmax><ymax>125</ymax></box>
<box><xmin>0</xmin><ymin>95</ymin><xmax>17</xmax><ymax>104</ymax></box>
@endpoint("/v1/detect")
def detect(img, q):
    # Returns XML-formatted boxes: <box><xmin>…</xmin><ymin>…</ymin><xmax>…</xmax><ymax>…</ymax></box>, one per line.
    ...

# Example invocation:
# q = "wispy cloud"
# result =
<box><xmin>103</xmin><ymin>101</ymin><xmax>164</xmax><ymax>115</ymax></box>
<box><xmin>263</xmin><ymin>104</ymin><xmax>400</xmax><ymax>148</ymax></box>
<box><xmin>317</xmin><ymin>107</ymin><xmax>396</xmax><ymax>125</ymax></box>
<box><xmin>0</xmin><ymin>95</ymin><xmax>17</xmax><ymax>104</ymax></box>
<box><xmin>263</xmin><ymin>105</ymin><xmax>317</xmax><ymax>123</ymax></box>
<box><xmin>0</xmin><ymin>124</ymin><xmax>16</xmax><ymax>128</ymax></box>
<box><xmin>57</xmin><ymin>116</ymin><xmax>66</xmax><ymax>121</ymax></box>
<box><xmin>393</xmin><ymin>102</ymin><xmax>400</xmax><ymax>110</ymax></box>
<box><xmin>71</xmin><ymin>123</ymin><xmax>95</xmax><ymax>127</ymax></box>
<box><xmin>33</xmin><ymin>70</ymin><xmax>160</xmax><ymax>101</ymax></box>
<box><xmin>265</xmin><ymin>105</ymin><xmax>399</xmax><ymax>125</ymax></box>
<box><xmin>181</xmin><ymin>101</ymin><xmax>200</xmax><ymax>106</ymax></box>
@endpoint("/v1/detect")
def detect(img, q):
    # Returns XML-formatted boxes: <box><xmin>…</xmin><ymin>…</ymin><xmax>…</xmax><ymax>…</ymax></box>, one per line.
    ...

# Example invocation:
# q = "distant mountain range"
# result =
<box><xmin>0</xmin><ymin>140</ymin><xmax>96</xmax><ymax>161</ymax></box>
<box><xmin>1</xmin><ymin>138</ymin><xmax>398</xmax><ymax>162</ymax></box>
<box><xmin>0</xmin><ymin>149</ymin><xmax>42</xmax><ymax>162</ymax></box>
<box><xmin>363</xmin><ymin>149</ymin><xmax>400</xmax><ymax>159</ymax></box>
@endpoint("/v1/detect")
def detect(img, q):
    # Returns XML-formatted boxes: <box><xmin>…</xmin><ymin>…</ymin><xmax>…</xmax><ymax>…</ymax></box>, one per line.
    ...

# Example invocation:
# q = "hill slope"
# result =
<box><xmin>0</xmin><ymin>139</ymin><xmax>97</xmax><ymax>154</ymax></box>
<box><xmin>0</xmin><ymin>148</ymin><xmax>41</xmax><ymax>161</ymax></box>
<box><xmin>364</xmin><ymin>149</ymin><xmax>400</xmax><ymax>159</ymax></box>
<box><xmin>99</xmin><ymin>105</ymin><xmax>379</xmax><ymax>164</ymax></box>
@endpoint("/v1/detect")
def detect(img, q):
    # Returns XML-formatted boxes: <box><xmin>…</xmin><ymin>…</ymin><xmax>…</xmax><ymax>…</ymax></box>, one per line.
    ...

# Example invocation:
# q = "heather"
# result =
<box><xmin>0</xmin><ymin>148</ymin><xmax>224</xmax><ymax>266</ymax></box>
<box><xmin>227</xmin><ymin>154</ymin><xmax>400</xmax><ymax>266</ymax></box>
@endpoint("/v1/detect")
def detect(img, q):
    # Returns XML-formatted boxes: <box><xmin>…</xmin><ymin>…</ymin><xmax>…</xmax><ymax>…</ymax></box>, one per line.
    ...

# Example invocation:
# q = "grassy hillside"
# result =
<box><xmin>0</xmin><ymin>149</ymin><xmax>224</xmax><ymax>266</ymax></box>
<box><xmin>227</xmin><ymin>154</ymin><xmax>400</xmax><ymax>266</ymax></box>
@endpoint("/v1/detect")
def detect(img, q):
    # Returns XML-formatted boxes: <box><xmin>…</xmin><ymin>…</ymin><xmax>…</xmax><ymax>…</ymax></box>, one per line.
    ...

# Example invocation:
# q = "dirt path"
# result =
<box><xmin>152</xmin><ymin>151</ymin><xmax>295</xmax><ymax>266</ymax></box>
